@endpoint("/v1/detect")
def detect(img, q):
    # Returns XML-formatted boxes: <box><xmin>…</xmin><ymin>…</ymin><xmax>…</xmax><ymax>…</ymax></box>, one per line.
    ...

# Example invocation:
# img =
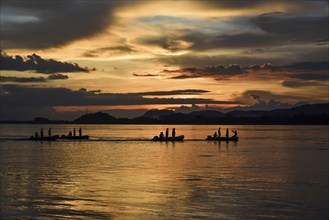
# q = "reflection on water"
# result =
<box><xmin>0</xmin><ymin>125</ymin><xmax>328</xmax><ymax>219</ymax></box>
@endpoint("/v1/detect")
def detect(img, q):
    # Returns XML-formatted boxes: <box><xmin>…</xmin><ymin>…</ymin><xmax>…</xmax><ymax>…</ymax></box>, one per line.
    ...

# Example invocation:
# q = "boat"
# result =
<box><xmin>59</xmin><ymin>135</ymin><xmax>90</xmax><ymax>140</ymax></box>
<box><xmin>28</xmin><ymin>135</ymin><xmax>59</xmax><ymax>141</ymax></box>
<box><xmin>151</xmin><ymin>135</ymin><xmax>184</xmax><ymax>142</ymax></box>
<box><xmin>205</xmin><ymin>136</ymin><xmax>238</xmax><ymax>141</ymax></box>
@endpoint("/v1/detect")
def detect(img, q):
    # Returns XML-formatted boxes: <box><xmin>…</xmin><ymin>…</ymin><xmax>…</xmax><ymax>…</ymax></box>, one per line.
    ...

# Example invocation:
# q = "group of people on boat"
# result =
<box><xmin>212</xmin><ymin>127</ymin><xmax>238</xmax><ymax>138</ymax></box>
<box><xmin>153</xmin><ymin>127</ymin><xmax>238</xmax><ymax>142</ymax></box>
<box><xmin>31</xmin><ymin>127</ymin><xmax>84</xmax><ymax>140</ymax></box>
<box><xmin>66</xmin><ymin>128</ymin><xmax>83</xmax><ymax>138</ymax></box>
<box><xmin>33</xmin><ymin>128</ymin><xmax>52</xmax><ymax>139</ymax></box>
<box><xmin>152</xmin><ymin>128</ymin><xmax>184</xmax><ymax>141</ymax></box>
<box><xmin>159</xmin><ymin>128</ymin><xmax>176</xmax><ymax>138</ymax></box>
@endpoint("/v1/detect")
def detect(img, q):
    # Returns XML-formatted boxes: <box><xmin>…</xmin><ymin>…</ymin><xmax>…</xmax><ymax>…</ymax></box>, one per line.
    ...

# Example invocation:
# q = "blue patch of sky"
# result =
<box><xmin>137</xmin><ymin>15</ymin><xmax>197</xmax><ymax>25</ymax></box>
<box><xmin>137</xmin><ymin>15</ymin><xmax>262</xmax><ymax>37</ymax></box>
<box><xmin>1</xmin><ymin>7</ymin><xmax>40</xmax><ymax>24</ymax></box>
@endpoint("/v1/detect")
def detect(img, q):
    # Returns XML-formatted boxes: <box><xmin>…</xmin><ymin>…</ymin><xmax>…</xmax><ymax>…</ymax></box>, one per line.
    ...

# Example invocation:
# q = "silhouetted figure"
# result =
<box><xmin>48</xmin><ymin>128</ymin><xmax>51</xmax><ymax>137</ymax></box>
<box><xmin>165</xmin><ymin>128</ymin><xmax>169</xmax><ymax>138</ymax></box>
<box><xmin>218</xmin><ymin>127</ymin><xmax>221</xmax><ymax>138</ymax></box>
<box><xmin>231</xmin><ymin>130</ymin><xmax>238</xmax><ymax>138</ymax></box>
<box><xmin>73</xmin><ymin>128</ymin><xmax>76</xmax><ymax>137</ymax></box>
<box><xmin>79</xmin><ymin>128</ymin><xmax>82</xmax><ymax>137</ymax></box>
<box><xmin>226</xmin><ymin>128</ymin><xmax>229</xmax><ymax>138</ymax></box>
<box><xmin>172</xmin><ymin>128</ymin><xmax>176</xmax><ymax>138</ymax></box>
<box><xmin>40</xmin><ymin>128</ymin><xmax>43</xmax><ymax>139</ymax></box>
<box><xmin>159</xmin><ymin>132</ymin><xmax>164</xmax><ymax>138</ymax></box>
<box><xmin>213</xmin><ymin>132</ymin><xmax>217</xmax><ymax>138</ymax></box>
<box><xmin>35</xmin><ymin>132</ymin><xmax>39</xmax><ymax>139</ymax></box>
<box><xmin>68</xmin><ymin>131</ymin><xmax>72</xmax><ymax>137</ymax></box>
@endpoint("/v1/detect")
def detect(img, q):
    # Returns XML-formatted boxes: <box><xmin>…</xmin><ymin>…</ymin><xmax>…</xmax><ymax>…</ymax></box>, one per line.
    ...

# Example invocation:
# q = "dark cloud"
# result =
<box><xmin>1</xmin><ymin>85</ymin><xmax>236</xmax><ymax>106</ymax></box>
<box><xmin>0</xmin><ymin>1</ymin><xmax>130</xmax><ymax>49</ymax></box>
<box><xmin>82</xmin><ymin>45</ymin><xmax>137</xmax><ymax>57</ymax></box>
<box><xmin>0</xmin><ymin>85</ymin><xmax>240</xmax><ymax>120</ymax></box>
<box><xmin>156</xmin><ymin>46</ymin><xmax>328</xmax><ymax>68</ymax></box>
<box><xmin>244</xmin><ymin>61</ymin><xmax>329</xmax><ymax>73</ymax></box>
<box><xmin>201</xmin><ymin>0</ymin><xmax>266</xmax><ymax>9</ymax></box>
<box><xmin>171</xmin><ymin>74</ymin><xmax>199</xmax><ymax>80</ymax></box>
<box><xmin>0</xmin><ymin>74</ymin><xmax>69</xmax><ymax>83</ymax></box>
<box><xmin>282</xmin><ymin>61</ymin><xmax>329</xmax><ymax>71</ymax></box>
<box><xmin>138</xmin><ymin>11</ymin><xmax>328</xmax><ymax>55</ymax></box>
<box><xmin>315</xmin><ymin>38</ymin><xmax>329</xmax><ymax>46</ymax></box>
<box><xmin>47</xmin><ymin>74</ymin><xmax>69</xmax><ymax>80</ymax></box>
<box><xmin>133</xmin><ymin>73</ymin><xmax>159</xmax><ymax>77</ymax></box>
<box><xmin>242</xmin><ymin>49</ymin><xmax>265</xmax><ymax>55</ymax></box>
<box><xmin>139</xmin><ymin>25</ymin><xmax>326</xmax><ymax>54</ymax></box>
<box><xmin>252</xmin><ymin>13</ymin><xmax>329</xmax><ymax>43</ymax></box>
<box><xmin>138</xmin><ymin>89</ymin><xmax>209</xmax><ymax>96</ymax></box>
<box><xmin>287</xmin><ymin>73</ymin><xmax>328</xmax><ymax>81</ymax></box>
<box><xmin>155</xmin><ymin>53</ymin><xmax>284</xmax><ymax>68</ymax></box>
<box><xmin>0</xmin><ymin>52</ymin><xmax>90</xmax><ymax>73</ymax></box>
<box><xmin>164</xmin><ymin>65</ymin><xmax>245</xmax><ymax>80</ymax></box>
<box><xmin>243</xmin><ymin>90</ymin><xmax>308</xmax><ymax>102</ymax></box>
<box><xmin>137</xmin><ymin>35</ymin><xmax>192</xmax><ymax>52</ymax></box>
<box><xmin>138</xmin><ymin>61</ymin><xmax>328</xmax><ymax>81</ymax></box>
<box><xmin>281</xmin><ymin>80</ymin><xmax>322</xmax><ymax>88</ymax></box>
<box><xmin>191</xmin><ymin>33</ymin><xmax>283</xmax><ymax>50</ymax></box>
<box><xmin>186</xmin><ymin>25</ymin><xmax>327</xmax><ymax>51</ymax></box>
<box><xmin>237</xmin><ymin>90</ymin><xmax>309</xmax><ymax>110</ymax></box>
<box><xmin>0</xmin><ymin>76</ymin><xmax>46</xmax><ymax>83</ymax></box>
<box><xmin>201</xmin><ymin>0</ymin><xmax>328</xmax><ymax>11</ymax></box>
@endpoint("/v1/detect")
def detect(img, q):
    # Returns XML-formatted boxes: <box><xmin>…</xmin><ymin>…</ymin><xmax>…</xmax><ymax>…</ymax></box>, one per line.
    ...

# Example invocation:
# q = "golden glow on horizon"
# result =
<box><xmin>54</xmin><ymin>103</ymin><xmax>245</xmax><ymax>113</ymax></box>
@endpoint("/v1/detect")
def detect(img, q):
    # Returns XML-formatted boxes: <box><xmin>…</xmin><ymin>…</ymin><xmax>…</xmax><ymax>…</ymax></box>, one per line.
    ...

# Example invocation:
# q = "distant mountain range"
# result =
<box><xmin>1</xmin><ymin>103</ymin><xmax>329</xmax><ymax>125</ymax></box>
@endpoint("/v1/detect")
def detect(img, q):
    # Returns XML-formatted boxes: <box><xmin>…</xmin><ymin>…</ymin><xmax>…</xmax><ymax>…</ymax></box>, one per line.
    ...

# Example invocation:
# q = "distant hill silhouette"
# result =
<box><xmin>189</xmin><ymin>110</ymin><xmax>225</xmax><ymax>118</ymax></box>
<box><xmin>1</xmin><ymin>103</ymin><xmax>328</xmax><ymax>125</ymax></box>
<box><xmin>142</xmin><ymin>109</ymin><xmax>175</xmax><ymax>119</ymax></box>
<box><xmin>73</xmin><ymin>112</ymin><xmax>116</xmax><ymax>124</ymax></box>
<box><xmin>31</xmin><ymin>117</ymin><xmax>68</xmax><ymax>124</ymax></box>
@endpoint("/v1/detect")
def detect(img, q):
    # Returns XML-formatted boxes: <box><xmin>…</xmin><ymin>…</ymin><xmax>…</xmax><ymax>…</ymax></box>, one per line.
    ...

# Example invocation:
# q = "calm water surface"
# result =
<box><xmin>0</xmin><ymin>124</ymin><xmax>328</xmax><ymax>219</ymax></box>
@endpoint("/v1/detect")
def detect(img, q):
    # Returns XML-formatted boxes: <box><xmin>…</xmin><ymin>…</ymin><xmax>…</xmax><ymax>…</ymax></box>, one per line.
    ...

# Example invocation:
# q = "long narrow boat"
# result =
<box><xmin>205</xmin><ymin>136</ymin><xmax>238</xmax><ymax>141</ymax></box>
<box><xmin>28</xmin><ymin>135</ymin><xmax>59</xmax><ymax>141</ymax></box>
<box><xmin>151</xmin><ymin>135</ymin><xmax>184</xmax><ymax>142</ymax></box>
<box><xmin>59</xmin><ymin>135</ymin><xmax>90</xmax><ymax>140</ymax></box>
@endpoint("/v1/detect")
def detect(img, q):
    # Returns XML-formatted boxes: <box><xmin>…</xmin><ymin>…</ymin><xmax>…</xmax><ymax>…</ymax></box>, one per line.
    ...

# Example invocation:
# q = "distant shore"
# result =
<box><xmin>1</xmin><ymin>103</ymin><xmax>328</xmax><ymax>125</ymax></box>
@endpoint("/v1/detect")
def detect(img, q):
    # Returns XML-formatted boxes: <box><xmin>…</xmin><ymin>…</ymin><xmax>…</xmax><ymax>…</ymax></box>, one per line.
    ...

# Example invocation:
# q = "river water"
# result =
<box><xmin>0</xmin><ymin>124</ymin><xmax>328</xmax><ymax>219</ymax></box>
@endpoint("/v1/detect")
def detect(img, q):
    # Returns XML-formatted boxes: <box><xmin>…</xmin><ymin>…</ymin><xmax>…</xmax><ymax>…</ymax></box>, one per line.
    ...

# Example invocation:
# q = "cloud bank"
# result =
<box><xmin>1</xmin><ymin>52</ymin><xmax>90</xmax><ymax>73</ymax></box>
<box><xmin>0</xmin><ymin>85</ymin><xmax>238</xmax><ymax>120</ymax></box>
<box><xmin>136</xmin><ymin>61</ymin><xmax>328</xmax><ymax>81</ymax></box>
<box><xmin>0</xmin><ymin>1</ymin><xmax>130</xmax><ymax>49</ymax></box>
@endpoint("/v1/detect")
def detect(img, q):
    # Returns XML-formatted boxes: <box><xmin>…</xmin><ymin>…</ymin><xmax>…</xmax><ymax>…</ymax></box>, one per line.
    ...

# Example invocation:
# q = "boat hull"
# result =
<box><xmin>28</xmin><ymin>135</ymin><xmax>59</xmax><ymax>141</ymax></box>
<box><xmin>59</xmin><ymin>135</ymin><xmax>90</xmax><ymax>140</ymax></box>
<box><xmin>152</xmin><ymin>135</ymin><xmax>184</xmax><ymax>142</ymax></box>
<box><xmin>205</xmin><ymin>136</ymin><xmax>238</xmax><ymax>141</ymax></box>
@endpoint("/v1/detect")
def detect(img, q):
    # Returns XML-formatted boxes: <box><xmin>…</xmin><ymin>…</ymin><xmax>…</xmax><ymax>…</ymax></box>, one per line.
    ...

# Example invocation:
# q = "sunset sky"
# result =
<box><xmin>1</xmin><ymin>0</ymin><xmax>328</xmax><ymax>120</ymax></box>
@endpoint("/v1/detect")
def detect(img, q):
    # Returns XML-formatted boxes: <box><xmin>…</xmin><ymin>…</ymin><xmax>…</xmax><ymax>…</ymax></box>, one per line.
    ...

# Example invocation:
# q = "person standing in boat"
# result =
<box><xmin>73</xmin><ymin>128</ymin><xmax>76</xmax><ymax>137</ymax></box>
<box><xmin>226</xmin><ymin>128</ymin><xmax>229</xmax><ymax>138</ymax></box>
<box><xmin>172</xmin><ymin>128</ymin><xmax>176</xmax><ymax>138</ymax></box>
<box><xmin>218</xmin><ymin>127</ymin><xmax>221</xmax><ymax>138</ymax></box>
<box><xmin>79</xmin><ymin>128</ymin><xmax>82</xmax><ymax>137</ymax></box>
<box><xmin>231</xmin><ymin>130</ymin><xmax>237</xmax><ymax>138</ymax></box>
<box><xmin>40</xmin><ymin>128</ymin><xmax>43</xmax><ymax>139</ymax></box>
<box><xmin>48</xmin><ymin>128</ymin><xmax>51</xmax><ymax>137</ymax></box>
<box><xmin>165</xmin><ymin>128</ymin><xmax>169</xmax><ymax>138</ymax></box>
<box><xmin>35</xmin><ymin>132</ymin><xmax>39</xmax><ymax>139</ymax></box>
